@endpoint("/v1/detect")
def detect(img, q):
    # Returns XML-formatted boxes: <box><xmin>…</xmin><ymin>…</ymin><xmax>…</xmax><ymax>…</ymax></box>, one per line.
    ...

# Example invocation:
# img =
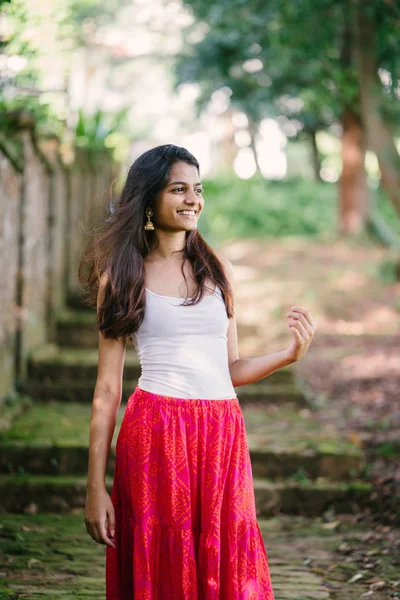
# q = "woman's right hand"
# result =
<box><xmin>84</xmin><ymin>486</ymin><xmax>116</xmax><ymax>549</ymax></box>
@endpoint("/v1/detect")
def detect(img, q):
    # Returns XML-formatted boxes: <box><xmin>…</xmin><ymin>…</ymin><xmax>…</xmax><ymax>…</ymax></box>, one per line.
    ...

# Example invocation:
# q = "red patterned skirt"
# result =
<box><xmin>105</xmin><ymin>385</ymin><xmax>275</xmax><ymax>599</ymax></box>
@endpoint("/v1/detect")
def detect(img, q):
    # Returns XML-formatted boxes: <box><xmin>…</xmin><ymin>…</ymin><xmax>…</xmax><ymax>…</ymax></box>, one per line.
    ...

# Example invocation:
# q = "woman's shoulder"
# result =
<box><xmin>216</xmin><ymin>253</ymin><xmax>234</xmax><ymax>283</ymax></box>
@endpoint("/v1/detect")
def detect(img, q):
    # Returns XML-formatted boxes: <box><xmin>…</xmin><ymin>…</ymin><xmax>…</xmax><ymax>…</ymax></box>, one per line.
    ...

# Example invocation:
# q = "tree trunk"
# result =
<box><xmin>338</xmin><ymin>13</ymin><xmax>370</xmax><ymax>235</ymax></box>
<box><xmin>352</xmin><ymin>0</ymin><xmax>400</xmax><ymax>216</ymax></box>
<box><xmin>308</xmin><ymin>129</ymin><xmax>322</xmax><ymax>182</ymax></box>
<box><xmin>218</xmin><ymin>107</ymin><xmax>238</xmax><ymax>173</ymax></box>
<box><xmin>248</xmin><ymin>118</ymin><xmax>262</xmax><ymax>176</ymax></box>
<box><xmin>339</xmin><ymin>107</ymin><xmax>369</xmax><ymax>234</ymax></box>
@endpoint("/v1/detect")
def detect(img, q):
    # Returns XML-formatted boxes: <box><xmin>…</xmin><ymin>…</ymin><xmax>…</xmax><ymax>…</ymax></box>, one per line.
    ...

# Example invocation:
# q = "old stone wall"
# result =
<box><xmin>0</xmin><ymin>152</ymin><xmax>22</xmax><ymax>400</ymax></box>
<box><xmin>0</xmin><ymin>122</ymin><xmax>118</xmax><ymax>401</ymax></box>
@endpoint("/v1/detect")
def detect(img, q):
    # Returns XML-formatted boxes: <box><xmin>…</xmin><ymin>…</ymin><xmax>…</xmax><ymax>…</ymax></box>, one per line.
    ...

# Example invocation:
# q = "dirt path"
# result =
<box><xmin>1</xmin><ymin>511</ymin><xmax>399</xmax><ymax>599</ymax></box>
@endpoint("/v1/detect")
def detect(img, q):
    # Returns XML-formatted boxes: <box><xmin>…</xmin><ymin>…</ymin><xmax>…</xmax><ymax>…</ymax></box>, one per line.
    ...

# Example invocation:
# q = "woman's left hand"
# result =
<box><xmin>285</xmin><ymin>306</ymin><xmax>317</xmax><ymax>362</ymax></box>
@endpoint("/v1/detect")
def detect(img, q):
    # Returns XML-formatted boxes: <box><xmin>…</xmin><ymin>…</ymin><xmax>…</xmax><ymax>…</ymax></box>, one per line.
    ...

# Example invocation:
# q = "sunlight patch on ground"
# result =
<box><xmin>340</xmin><ymin>352</ymin><xmax>400</xmax><ymax>380</ymax></box>
<box><xmin>222</xmin><ymin>235</ymin><xmax>399</xmax><ymax>354</ymax></box>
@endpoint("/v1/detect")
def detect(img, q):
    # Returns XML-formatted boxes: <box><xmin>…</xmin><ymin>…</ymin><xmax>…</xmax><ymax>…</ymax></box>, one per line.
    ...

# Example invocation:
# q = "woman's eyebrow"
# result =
<box><xmin>167</xmin><ymin>181</ymin><xmax>202</xmax><ymax>186</ymax></box>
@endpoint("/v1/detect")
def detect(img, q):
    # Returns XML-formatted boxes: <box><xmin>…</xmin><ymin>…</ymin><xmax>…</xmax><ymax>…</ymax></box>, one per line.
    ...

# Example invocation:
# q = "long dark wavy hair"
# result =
<box><xmin>78</xmin><ymin>143</ymin><xmax>234</xmax><ymax>341</ymax></box>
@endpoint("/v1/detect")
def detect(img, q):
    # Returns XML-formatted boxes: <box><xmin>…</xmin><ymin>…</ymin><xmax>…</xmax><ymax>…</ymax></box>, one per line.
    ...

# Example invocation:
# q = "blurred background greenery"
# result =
<box><xmin>1</xmin><ymin>0</ymin><xmax>399</xmax><ymax>255</ymax></box>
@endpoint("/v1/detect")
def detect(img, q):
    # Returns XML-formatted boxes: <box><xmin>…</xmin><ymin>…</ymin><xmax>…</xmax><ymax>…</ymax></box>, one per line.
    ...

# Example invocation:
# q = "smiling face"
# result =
<box><xmin>153</xmin><ymin>161</ymin><xmax>204</xmax><ymax>232</ymax></box>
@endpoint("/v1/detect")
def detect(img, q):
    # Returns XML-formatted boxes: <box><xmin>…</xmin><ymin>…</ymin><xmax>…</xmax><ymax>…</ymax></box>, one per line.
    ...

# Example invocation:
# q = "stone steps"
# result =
<box><xmin>2</xmin><ymin>306</ymin><xmax>373</xmax><ymax>522</ymax></box>
<box><xmin>55</xmin><ymin>308</ymin><xmax>98</xmax><ymax>348</ymax></box>
<box><xmin>28</xmin><ymin>342</ymin><xmax>296</xmax><ymax>386</ymax></box>
<box><xmin>0</xmin><ymin>401</ymin><xmax>365</xmax><ymax>481</ymax></box>
<box><xmin>253</xmin><ymin>477</ymin><xmax>372</xmax><ymax>517</ymax></box>
<box><xmin>0</xmin><ymin>473</ymin><xmax>373</xmax><ymax>516</ymax></box>
<box><xmin>0</xmin><ymin>440</ymin><xmax>363</xmax><ymax>481</ymax></box>
<box><xmin>21</xmin><ymin>378</ymin><xmax>306</xmax><ymax>405</ymax></box>
<box><xmin>0</xmin><ymin>389</ymin><xmax>373</xmax><ymax>517</ymax></box>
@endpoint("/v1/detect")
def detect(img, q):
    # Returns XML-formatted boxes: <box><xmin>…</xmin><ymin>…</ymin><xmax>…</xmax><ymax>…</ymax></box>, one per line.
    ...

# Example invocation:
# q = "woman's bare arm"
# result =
<box><xmin>84</xmin><ymin>272</ymin><xmax>127</xmax><ymax>548</ymax></box>
<box><xmin>220</xmin><ymin>256</ymin><xmax>316</xmax><ymax>387</ymax></box>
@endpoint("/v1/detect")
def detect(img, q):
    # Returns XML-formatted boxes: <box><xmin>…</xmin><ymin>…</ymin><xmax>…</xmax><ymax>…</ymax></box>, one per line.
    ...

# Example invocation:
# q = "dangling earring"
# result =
<box><xmin>144</xmin><ymin>207</ymin><xmax>154</xmax><ymax>231</ymax></box>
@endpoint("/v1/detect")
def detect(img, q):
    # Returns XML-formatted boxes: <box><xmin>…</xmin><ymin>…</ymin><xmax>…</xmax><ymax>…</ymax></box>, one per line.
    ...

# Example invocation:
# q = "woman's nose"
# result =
<box><xmin>185</xmin><ymin>190</ymin><xmax>198</xmax><ymax>203</ymax></box>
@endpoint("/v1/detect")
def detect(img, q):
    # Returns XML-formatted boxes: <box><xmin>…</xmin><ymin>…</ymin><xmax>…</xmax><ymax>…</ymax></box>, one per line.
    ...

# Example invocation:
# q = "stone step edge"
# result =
<box><xmin>0</xmin><ymin>474</ymin><xmax>374</xmax><ymax>515</ymax></box>
<box><xmin>21</xmin><ymin>379</ymin><xmax>308</xmax><ymax>406</ymax></box>
<box><xmin>0</xmin><ymin>473</ymin><xmax>373</xmax><ymax>491</ymax></box>
<box><xmin>28</xmin><ymin>342</ymin><xmax>294</xmax><ymax>372</ymax></box>
<box><xmin>27</xmin><ymin>343</ymin><xmax>294</xmax><ymax>382</ymax></box>
<box><xmin>0</xmin><ymin>441</ymin><xmax>365</xmax><ymax>483</ymax></box>
<box><xmin>0</xmin><ymin>440</ymin><xmax>364</xmax><ymax>459</ymax></box>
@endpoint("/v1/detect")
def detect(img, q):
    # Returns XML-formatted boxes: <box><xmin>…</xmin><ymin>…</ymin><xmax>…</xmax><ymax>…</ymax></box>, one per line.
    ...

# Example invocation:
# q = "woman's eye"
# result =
<box><xmin>173</xmin><ymin>188</ymin><xmax>203</xmax><ymax>193</ymax></box>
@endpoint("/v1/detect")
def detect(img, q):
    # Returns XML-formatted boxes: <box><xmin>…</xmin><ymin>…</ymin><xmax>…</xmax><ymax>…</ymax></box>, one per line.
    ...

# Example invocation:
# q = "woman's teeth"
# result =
<box><xmin>177</xmin><ymin>211</ymin><xmax>196</xmax><ymax>216</ymax></box>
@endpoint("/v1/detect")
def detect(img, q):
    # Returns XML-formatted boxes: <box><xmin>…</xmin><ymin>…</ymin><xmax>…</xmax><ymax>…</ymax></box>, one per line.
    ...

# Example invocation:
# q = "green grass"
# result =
<box><xmin>0</xmin><ymin>512</ymin><xmax>106</xmax><ymax>599</ymax></box>
<box><xmin>373</xmin><ymin>442</ymin><xmax>400</xmax><ymax>458</ymax></box>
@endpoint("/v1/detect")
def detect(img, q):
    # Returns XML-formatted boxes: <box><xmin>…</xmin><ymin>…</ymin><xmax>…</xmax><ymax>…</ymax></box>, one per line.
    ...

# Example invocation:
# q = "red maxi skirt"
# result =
<box><xmin>105</xmin><ymin>385</ymin><xmax>275</xmax><ymax>599</ymax></box>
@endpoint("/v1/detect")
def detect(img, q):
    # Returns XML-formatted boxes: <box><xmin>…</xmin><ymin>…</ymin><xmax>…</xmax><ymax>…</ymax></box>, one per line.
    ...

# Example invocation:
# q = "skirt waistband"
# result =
<box><xmin>130</xmin><ymin>385</ymin><xmax>240</xmax><ymax>409</ymax></box>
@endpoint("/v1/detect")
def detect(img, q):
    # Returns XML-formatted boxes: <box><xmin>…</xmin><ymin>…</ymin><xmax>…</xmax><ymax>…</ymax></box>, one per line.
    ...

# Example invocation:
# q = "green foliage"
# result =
<box><xmin>374</xmin><ymin>442</ymin><xmax>400</xmax><ymax>458</ymax></box>
<box><xmin>176</xmin><ymin>0</ymin><xmax>350</xmax><ymax>131</ymax></box>
<box><xmin>198</xmin><ymin>175</ymin><xmax>337</xmax><ymax>242</ymax></box>
<box><xmin>0</xmin><ymin>0</ymin><xmax>64</xmax><ymax>136</ymax></box>
<box><xmin>198</xmin><ymin>175</ymin><xmax>400</xmax><ymax>244</ymax></box>
<box><xmin>0</xmin><ymin>0</ymin><xmax>131</xmax><ymax>153</ymax></box>
<box><xmin>0</xmin><ymin>98</ymin><xmax>64</xmax><ymax>138</ymax></box>
<box><xmin>74</xmin><ymin>107</ymin><xmax>130</xmax><ymax>163</ymax></box>
<box><xmin>177</xmin><ymin>0</ymin><xmax>399</xmax><ymax>141</ymax></box>
<box><xmin>56</xmin><ymin>0</ymin><xmax>130</xmax><ymax>47</ymax></box>
<box><xmin>287</xmin><ymin>467</ymin><xmax>311</xmax><ymax>483</ymax></box>
<box><xmin>375</xmin><ymin>256</ymin><xmax>400</xmax><ymax>283</ymax></box>
<box><xmin>0</xmin><ymin>0</ymin><xmax>41</xmax><ymax>86</ymax></box>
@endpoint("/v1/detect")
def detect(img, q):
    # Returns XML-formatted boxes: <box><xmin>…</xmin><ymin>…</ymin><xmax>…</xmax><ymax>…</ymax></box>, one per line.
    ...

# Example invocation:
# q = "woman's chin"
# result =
<box><xmin>177</xmin><ymin>220</ymin><xmax>198</xmax><ymax>231</ymax></box>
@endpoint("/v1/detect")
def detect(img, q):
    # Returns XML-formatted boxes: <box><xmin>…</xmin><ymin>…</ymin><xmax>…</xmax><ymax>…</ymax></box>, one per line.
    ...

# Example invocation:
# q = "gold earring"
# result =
<box><xmin>144</xmin><ymin>207</ymin><xmax>154</xmax><ymax>231</ymax></box>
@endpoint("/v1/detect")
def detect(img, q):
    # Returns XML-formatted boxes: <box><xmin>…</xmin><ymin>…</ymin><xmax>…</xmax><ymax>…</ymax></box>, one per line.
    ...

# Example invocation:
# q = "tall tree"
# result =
<box><xmin>177</xmin><ymin>0</ymin><xmax>400</xmax><ymax>234</ymax></box>
<box><xmin>352</xmin><ymin>0</ymin><xmax>400</xmax><ymax>216</ymax></box>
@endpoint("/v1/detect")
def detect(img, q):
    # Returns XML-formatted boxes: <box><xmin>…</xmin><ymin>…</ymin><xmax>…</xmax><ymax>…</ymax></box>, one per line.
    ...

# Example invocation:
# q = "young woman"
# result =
<box><xmin>80</xmin><ymin>144</ymin><xmax>316</xmax><ymax>599</ymax></box>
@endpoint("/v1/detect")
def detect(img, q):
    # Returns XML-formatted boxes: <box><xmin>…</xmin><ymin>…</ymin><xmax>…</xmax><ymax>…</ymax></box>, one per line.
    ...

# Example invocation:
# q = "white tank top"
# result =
<box><xmin>130</xmin><ymin>285</ymin><xmax>237</xmax><ymax>399</ymax></box>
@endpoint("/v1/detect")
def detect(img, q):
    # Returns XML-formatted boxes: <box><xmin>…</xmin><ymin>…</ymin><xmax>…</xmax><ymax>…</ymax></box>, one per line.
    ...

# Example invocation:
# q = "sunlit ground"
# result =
<box><xmin>223</xmin><ymin>237</ymin><xmax>398</xmax><ymax>350</ymax></box>
<box><xmin>222</xmin><ymin>235</ymin><xmax>399</xmax><ymax>443</ymax></box>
